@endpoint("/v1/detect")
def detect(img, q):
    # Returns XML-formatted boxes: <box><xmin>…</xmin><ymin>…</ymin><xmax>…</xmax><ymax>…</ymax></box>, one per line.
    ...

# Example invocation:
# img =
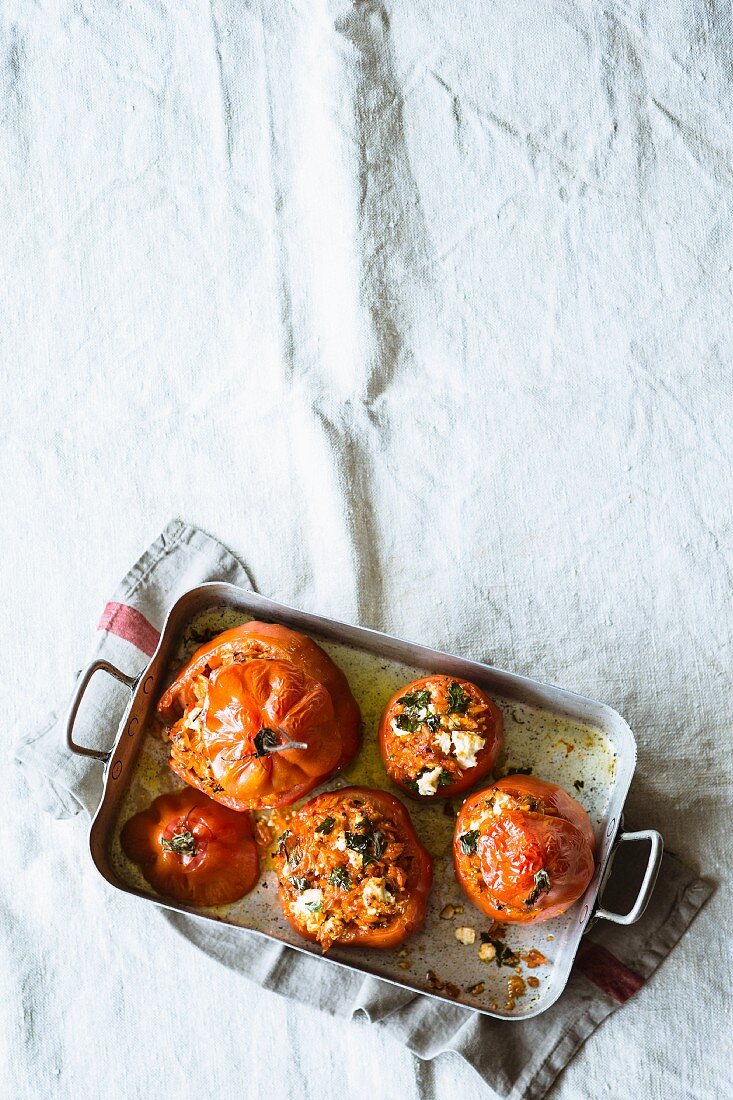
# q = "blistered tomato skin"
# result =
<box><xmin>453</xmin><ymin>776</ymin><xmax>596</xmax><ymax>924</ymax></box>
<box><xmin>120</xmin><ymin>790</ymin><xmax>259</xmax><ymax>906</ymax></box>
<box><xmin>378</xmin><ymin>675</ymin><xmax>503</xmax><ymax>800</ymax></box>
<box><xmin>488</xmin><ymin>773</ymin><xmax>596</xmax><ymax>851</ymax></box>
<box><xmin>157</xmin><ymin>623</ymin><xmax>361</xmax><ymax>811</ymax></box>
<box><xmin>274</xmin><ymin>786</ymin><xmax>433</xmax><ymax>952</ymax></box>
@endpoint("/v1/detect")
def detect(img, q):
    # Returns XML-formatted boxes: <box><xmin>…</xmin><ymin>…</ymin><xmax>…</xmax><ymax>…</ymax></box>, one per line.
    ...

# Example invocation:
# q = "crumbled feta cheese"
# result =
<box><xmin>435</xmin><ymin>730</ymin><xmax>452</xmax><ymax>755</ymax></box>
<box><xmin>293</xmin><ymin>888</ymin><xmax>323</xmax><ymax>922</ymax></box>
<box><xmin>478</xmin><ymin>942</ymin><xmax>497</xmax><ymax>962</ymax></box>
<box><xmin>492</xmin><ymin>791</ymin><xmax>514</xmax><ymax>815</ymax></box>
<box><xmin>362</xmin><ymin>877</ymin><xmax>394</xmax><ymax>913</ymax></box>
<box><xmin>334</xmin><ymin>833</ymin><xmax>347</xmax><ymax>851</ymax></box>
<box><xmin>454</xmin><ymin>926</ymin><xmax>476</xmax><ymax>945</ymax></box>
<box><xmin>451</xmin><ymin>729</ymin><xmax>486</xmax><ymax>769</ymax></box>
<box><xmin>321</xmin><ymin>916</ymin><xmax>344</xmax><ymax>941</ymax></box>
<box><xmin>416</xmin><ymin>766</ymin><xmax>444</xmax><ymax>797</ymax></box>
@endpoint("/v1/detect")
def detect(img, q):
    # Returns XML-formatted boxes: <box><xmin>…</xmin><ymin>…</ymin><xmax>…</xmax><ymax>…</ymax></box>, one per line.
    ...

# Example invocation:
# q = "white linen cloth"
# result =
<box><xmin>9</xmin><ymin>523</ymin><xmax>721</xmax><ymax>1100</ymax></box>
<box><xmin>3</xmin><ymin>0</ymin><xmax>733</xmax><ymax>1096</ymax></box>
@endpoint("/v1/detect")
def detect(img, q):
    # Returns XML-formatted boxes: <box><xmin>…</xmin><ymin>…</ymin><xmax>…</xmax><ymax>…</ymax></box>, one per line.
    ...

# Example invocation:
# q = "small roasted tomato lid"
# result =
<box><xmin>120</xmin><ymin>790</ymin><xmax>259</xmax><ymax>907</ymax></box>
<box><xmin>453</xmin><ymin>777</ymin><xmax>595</xmax><ymax>924</ymax></box>
<box><xmin>378</xmin><ymin>675</ymin><xmax>503</xmax><ymax>800</ymax></box>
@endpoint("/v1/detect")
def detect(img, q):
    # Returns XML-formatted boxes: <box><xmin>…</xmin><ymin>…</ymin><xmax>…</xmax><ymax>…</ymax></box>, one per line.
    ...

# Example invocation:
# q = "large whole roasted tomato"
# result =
<box><xmin>453</xmin><ymin>775</ymin><xmax>596</xmax><ymax>924</ymax></box>
<box><xmin>157</xmin><ymin>623</ymin><xmax>361</xmax><ymax>810</ymax></box>
<box><xmin>378</xmin><ymin>675</ymin><xmax>503</xmax><ymax>800</ymax></box>
<box><xmin>274</xmin><ymin>786</ymin><xmax>433</xmax><ymax>952</ymax></box>
<box><xmin>120</xmin><ymin>790</ymin><xmax>259</xmax><ymax>906</ymax></box>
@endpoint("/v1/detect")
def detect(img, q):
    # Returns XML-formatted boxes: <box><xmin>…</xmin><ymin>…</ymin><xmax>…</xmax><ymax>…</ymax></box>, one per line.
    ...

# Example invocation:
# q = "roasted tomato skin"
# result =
<box><xmin>378</xmin><ymin>675</ymin><xmax>503</xmax><ymax>800</ymax></box>
<box><xmin>489</xmin><ymin>774</ymin><xmax>596</xmax><ymax>851</ymax></box>
<box><xmin>120</xmin><ymin>790</ymin><xmax>259</xmax><ymax>906</ymax></box>
<box><xmin>453</xmin><ymin>776</ymin><xmax>596</xmax><ymax>924</ymax></box>
<box><xmin>157</xmin><ymin>623</ymin><xmax>361</xmax><ymax>810</ymax></box>
<box><xmin>275</xmin><ymin>786</ymin><xmax>433</xmax><ymax>951</ymax></box>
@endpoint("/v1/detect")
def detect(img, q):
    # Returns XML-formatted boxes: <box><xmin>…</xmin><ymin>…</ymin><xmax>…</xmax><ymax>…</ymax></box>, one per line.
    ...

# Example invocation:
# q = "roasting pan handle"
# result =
<box><xmin>595</xmin><ymin>829</ymin><xmax>664</xmax><ymax>925</ymax></box>
<box><xmin>66</xmin><ymin>659</ymin><xmax>137</xmax><ymax>761</ymax></box>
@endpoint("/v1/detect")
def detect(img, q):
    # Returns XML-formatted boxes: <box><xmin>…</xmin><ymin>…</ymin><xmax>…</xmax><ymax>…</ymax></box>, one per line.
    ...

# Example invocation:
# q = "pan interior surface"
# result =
<box><xmin>97</xmin><ymin>592</ymin><xmax>624</xmax><ymax>1019</ymax></box>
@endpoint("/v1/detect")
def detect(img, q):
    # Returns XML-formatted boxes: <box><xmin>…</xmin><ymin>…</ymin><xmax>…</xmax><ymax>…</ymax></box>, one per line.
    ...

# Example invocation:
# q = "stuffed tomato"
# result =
<box><xmin>120</xmin><ymin>790</ymin><xmax>259</xmax><ymax>906</ymax></box>
<box><xmin>453</xmin><ymin>775</ymin><xmax>596</xmax><ymax>924</ymax></box>
<box><xmin>157</xmin><ymin>623</ymin><xmax>361</xmax><ymax>811</ymax></box>
<box><xmin>378</xmin><ymin>675</ymin><xmax>503</xmax><ymax>799</ymax></box>
<box><xmin>273</xmin><ymin>786</ymin><xmax>433</xmax><ymax>952</ymax></box>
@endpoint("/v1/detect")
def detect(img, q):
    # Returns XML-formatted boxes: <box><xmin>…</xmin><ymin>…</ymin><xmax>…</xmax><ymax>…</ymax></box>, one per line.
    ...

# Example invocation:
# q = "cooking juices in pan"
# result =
<box><xmin>110</xmin><ymin>605</ymin><xmax>617</xmax><ymax>1015</ymax></box>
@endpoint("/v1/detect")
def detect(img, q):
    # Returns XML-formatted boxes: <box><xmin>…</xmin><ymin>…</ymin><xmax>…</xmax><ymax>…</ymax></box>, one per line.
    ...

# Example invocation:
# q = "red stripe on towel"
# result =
<box><xmin>574</xmin><ymin>941</ymin><xmax>644</xmax><ymax>1004</ymax></box>
<box><xmin>98</xmin><ymin>602</ymin><xmax>160</xmax><ymax>657</ymax></box>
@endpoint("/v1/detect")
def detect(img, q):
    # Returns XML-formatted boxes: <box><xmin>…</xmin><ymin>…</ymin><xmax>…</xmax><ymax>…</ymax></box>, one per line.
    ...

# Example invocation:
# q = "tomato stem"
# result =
<box><xmin>161</xmin><ymin>829</ymin><xmax>197</xmax><ymax>856</ymax></box>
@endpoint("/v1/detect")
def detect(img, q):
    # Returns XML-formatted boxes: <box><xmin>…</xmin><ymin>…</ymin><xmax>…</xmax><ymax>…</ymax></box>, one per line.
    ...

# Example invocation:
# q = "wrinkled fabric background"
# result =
<box><xmin>2</xmin><ymin>1</ymin><xmax>732</xmax><ymax>1098</ymax></box>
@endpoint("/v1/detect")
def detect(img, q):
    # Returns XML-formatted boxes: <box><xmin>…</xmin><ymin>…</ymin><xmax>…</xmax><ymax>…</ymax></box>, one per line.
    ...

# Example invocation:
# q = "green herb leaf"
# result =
<box><xmin>345</xmin><ymin>831</ymin><xmax>371</xmax><ymax>854</ymax></box>
<box><xmin>254</xmin><ymin>727</ymin><xmax>280</xmax><ymax>757</ymax></box>
<box><xmin>161</xmin><ymin>829</ymin><xmax>196</xmax><ymax>857</ymax></box>
<box><xmin>329</xmin><ymin>867</ymin><xmax>352</xmax><ymax>890</ymax></box>
<box><xmin>346</xmin><ymin>827</ymin><xmax>387</xmax><ymax>866</ymax></box>
<box><xmin>275</xmin><ymin>830</ymin><xmax>292</xmax><ymax>856</ymax></box>
<box><xmin>370</xmin><ymin>830</ymin><xmax>387</xmax><ymax>861</ymax></box>
<box><xmin>290</xmin><ymin>876</ymin><xmax>309</xmax><ymax>892</ymax></box>
<box><xmin>524</xmin><ymin>868</ymin><xmax>551</xmax><ymax>906</ymax></box>
<box><xmin>315</xmin><ymin>816</ymin><xmax>336</xmax><ymax>835</ymax></box>
<box><xmin>447</xmin><ymin>681</ymin><xmax>470</xmax><ymax>714</ymax></box>
<box><xmin>459</xmin><ymin>830</ymin><xmax>480</xmax><ymax>855</ymax></box>
<box><xmin>397</xmin><ymin>689</ymin><xmax>431</xmax><ymax>709</ymax></box>
<box><xmin>395</xmin><ymin>689</ymin><xmax>433</xmax><ymax>733</ymax></box>
<box><xmin>287</xmin><ymin>845</ymin><xmax>302</xmax><ymax>868</ymax></box>
<box><xmin>438</xmin><ymin>770</ymin><xmax>453</xmax><ymax>787</ymax></box>
<box><xmin>304</xmin><ymin>899</ymin><xmax>323</xmax><ymax>913</ymax></box>
<box><xmin>276</xmin><ymin>829</ymin><xmax>302</xmax><ymax>867</ymax></box>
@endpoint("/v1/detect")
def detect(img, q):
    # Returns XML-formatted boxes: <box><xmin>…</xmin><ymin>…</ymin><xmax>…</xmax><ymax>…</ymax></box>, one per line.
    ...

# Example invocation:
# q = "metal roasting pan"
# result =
<box><xmin>66</xmin><ymin>583</ymin><xmax>663</xmax><ymax>1020</ymax></box>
